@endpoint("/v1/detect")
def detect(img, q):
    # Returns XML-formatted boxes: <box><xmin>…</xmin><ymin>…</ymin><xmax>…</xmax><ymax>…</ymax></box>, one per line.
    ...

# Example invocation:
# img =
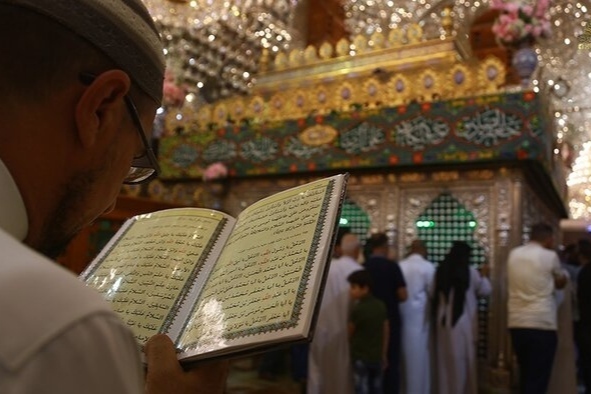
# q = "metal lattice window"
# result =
<box><xmin>339</xmin><ymin>199</ymin><xmax>371</xmax><ymax>244</ymax></box>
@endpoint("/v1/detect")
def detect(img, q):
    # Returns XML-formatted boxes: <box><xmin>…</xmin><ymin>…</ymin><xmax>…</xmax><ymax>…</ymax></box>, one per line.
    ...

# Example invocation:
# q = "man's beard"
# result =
<box><xmin>37</xmin><ymin>170</ymin><xmax>100</xmax><ymax>260</ymax></box>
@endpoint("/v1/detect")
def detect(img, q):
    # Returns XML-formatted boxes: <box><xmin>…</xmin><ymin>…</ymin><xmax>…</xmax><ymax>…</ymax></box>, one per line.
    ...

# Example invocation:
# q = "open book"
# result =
<box><xmin>80</xmin><ymin>174</ymin><xmax>348</xmax><ymax>363</ymax></box>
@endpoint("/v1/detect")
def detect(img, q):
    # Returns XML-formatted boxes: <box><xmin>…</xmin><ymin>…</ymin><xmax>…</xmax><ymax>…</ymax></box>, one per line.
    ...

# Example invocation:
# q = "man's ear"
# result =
<box><xmin>74</xmin><ymin>70</ymin><xmax>132</xmax><ymax>149</ymax></box>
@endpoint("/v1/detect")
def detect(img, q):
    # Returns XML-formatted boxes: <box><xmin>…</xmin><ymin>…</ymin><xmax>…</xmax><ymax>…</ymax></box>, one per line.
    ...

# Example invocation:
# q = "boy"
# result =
<box><xmin>347</xmin><ymin>269</ymin><xmax>390</xmax><ymax>394</ymax></box>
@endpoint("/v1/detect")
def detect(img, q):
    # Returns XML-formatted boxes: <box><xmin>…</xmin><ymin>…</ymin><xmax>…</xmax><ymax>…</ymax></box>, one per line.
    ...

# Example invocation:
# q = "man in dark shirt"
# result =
<box><xmin>364</xmin><ymin>233</ymin><xmax>407</xmax><ymax>394</ymax></box>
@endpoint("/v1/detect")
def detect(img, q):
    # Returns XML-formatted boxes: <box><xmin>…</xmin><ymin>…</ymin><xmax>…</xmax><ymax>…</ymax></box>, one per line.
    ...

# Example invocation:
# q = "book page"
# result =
<box><xmin>176</xmin><ymin>176</ymin><xmax>343</xmax><ymax>357</ymax></box>
<box><xmin>82</xmin><ymin>208</ymin><xmax>235</xmax><ymax>345</ymax></box>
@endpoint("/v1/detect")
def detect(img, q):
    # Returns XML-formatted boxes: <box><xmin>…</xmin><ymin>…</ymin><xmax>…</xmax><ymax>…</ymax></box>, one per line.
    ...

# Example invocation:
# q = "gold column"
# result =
<box><xmin>487</xmin><ymin>170</ymin><xmax>521</xmax><ymax>390</ymax></box>
<box><xmin>505</xmin><ymin>174</ymin><xmax>525</xmax><ymax>386</ymax></box>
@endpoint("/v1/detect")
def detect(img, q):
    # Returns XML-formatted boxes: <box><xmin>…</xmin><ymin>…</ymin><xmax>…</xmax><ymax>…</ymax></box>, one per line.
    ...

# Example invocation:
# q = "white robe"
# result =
<box><xmin>398</xmin><ymin>253</ymin><xmax>435</xmax><ymax>394</ymax></box>
<box><xmin>307</xmin><ymin>255</ymin><xmax>360</xmax><ymax>394</ymax></box>
<box><xmin>0</xmin><ymin>159</ymin><xmax>144</xmax><ymax>393</ymax></box>
<box><xmin>433</xmin><ymin>267</ymin><xmax>491</xmax><ymax>394</ymax></box>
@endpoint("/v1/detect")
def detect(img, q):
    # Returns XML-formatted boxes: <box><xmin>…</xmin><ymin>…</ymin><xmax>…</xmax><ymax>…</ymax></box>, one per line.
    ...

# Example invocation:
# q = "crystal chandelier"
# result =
<box><xmin>568</xmin><ymin>141</ymin><xmax>591</xmax><ymax>219</ymax></box>
<box><xmin>536</xmin><ymin>2</ymin><xmax>591</xmax><ymax>164</ymax></box>
<box><xmin>343</xmin><ymin>0</ymin><xmax>449</xmax><ymax>39</ymax></box>
<box><xmin>144</xmin><ymin>0</ymin><xmax>300</xmax><ymax>103</ymax></box>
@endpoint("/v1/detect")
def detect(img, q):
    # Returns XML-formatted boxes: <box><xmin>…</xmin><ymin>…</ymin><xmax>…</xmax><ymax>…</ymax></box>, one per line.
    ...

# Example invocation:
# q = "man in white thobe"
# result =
<box><xmin>308</xmin><ymin>233</ymin><xmax>361</xmax><ymax>394</ymax></box>
<box><xmin>398</xmin><ymin>240</ymin><xmax>435</xmax><ymax>394</ymax></box>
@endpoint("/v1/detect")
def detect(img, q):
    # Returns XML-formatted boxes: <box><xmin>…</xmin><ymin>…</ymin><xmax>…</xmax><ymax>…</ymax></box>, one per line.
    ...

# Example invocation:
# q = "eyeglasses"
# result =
<box><xmin>79</xmin><ymin>72</ymin><xmax>160</xmax><ymax>184</ymax></box>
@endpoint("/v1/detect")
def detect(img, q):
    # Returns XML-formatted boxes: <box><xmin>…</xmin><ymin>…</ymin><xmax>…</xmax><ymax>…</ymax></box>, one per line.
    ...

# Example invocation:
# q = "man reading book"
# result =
<box><xmin>0</xmin><ymin>1</ymin><xmax>227</xmax><ymax>393</ymax></box>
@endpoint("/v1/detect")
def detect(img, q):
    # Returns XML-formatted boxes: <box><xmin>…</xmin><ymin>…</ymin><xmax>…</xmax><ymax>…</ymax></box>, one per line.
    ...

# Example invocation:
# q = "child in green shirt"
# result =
<box><xmin>347</xmin><ymin>269</ymin><xmax>389</xmax><ymax>394</ymax></box>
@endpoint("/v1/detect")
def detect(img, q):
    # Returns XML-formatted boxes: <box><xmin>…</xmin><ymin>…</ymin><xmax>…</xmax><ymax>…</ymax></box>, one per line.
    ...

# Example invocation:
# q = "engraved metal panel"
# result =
<box><xmin>496</xmin><ymin>179</ymin><xmax>512</xmax><ymax>248</ymax></box>
<box><xmin>522</xmin><ymin>183</ymin><xmax>559</xmax><ymax>243</ymax></box>
<box><xmin>399</xmin><ymin>189</ymin><xmax>440</xmax><ymax>258</ymax></box>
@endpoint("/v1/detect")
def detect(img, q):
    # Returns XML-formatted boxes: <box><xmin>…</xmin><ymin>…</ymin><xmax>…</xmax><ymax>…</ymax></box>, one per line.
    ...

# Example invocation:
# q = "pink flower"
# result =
<box><xmin>490</xmin><ymin>0</ymin><xmax>505</xmax><ymax>9</ymax></box>
<box><xmin>536</xmin><ymin>0</ymin><xmax>550</xmax><ymax>16</ymax></box>
<box><xmin>504</xmin><ymin>2</ymin><xmax>520</xmax><ymax>13</ymax></box>
<box><xmin>203</xmin><ymin>162</ymin><xmax>228</xmax><ymax>181</ymax></box>
<box><xmin>524</xmin><ymin>24</ymin><xmax>533</xmax><ymax>34</ymax></box>
<box><xmin>490</xmin><ymin>0</ymin><xmax>552</xmax><ymax>46</ymax></box>
<box><xmin>162</xmin><ymin>69</ymin><xmax>187</xmax><ymax>107</ymax></box>
<box><xmin>521</xmin><ymin>5</ymin><xmax>533</xmax><ymax>16</ymax></box>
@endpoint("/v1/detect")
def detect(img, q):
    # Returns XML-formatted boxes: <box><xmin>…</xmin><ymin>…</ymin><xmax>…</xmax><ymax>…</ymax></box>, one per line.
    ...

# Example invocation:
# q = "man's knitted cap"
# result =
<box><xmin>1</xmin><ymin>0</ymin><xmax>165</xmax><ymax>103</ymax></box>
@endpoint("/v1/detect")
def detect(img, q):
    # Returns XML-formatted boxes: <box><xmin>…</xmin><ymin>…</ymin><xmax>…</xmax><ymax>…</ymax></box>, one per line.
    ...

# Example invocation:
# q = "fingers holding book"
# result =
<box><xmin>145</xmin><ymin>334</ymin><xmax>229</xmax><ymax>394</ymax></box>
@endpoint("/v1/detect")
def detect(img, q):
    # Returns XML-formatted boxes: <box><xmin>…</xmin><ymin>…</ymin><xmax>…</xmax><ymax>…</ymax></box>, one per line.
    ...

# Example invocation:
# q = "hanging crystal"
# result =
<box><xmin>144</xmin><ymin>0</ymin><xmax>301</xmax><ymax>103</ymax></box>
<box><xmin>568</xmin><ymin>141</ymin><xmax>591</xmax><ymax>219</ymax></box>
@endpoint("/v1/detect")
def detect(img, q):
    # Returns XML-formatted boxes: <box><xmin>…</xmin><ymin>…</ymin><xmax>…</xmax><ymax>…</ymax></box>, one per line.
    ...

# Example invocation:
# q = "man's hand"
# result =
<box><xmin>397</xmin><ymin>286</ymin><xmax>408</xmax><ymax>302</ymax></box>
<box><xmin>145</xmin><ymin>334</ymin><xmax>229</xmax><ymax>394</ymax></box>
<box><xmin>553</xmin><ymin>271</ymin><xmax>568</xmax><ymax>290</ymax></box>
<box><xmin>479</xmin><ymin>263</ymin><xmax>490</xmax><ymax>278</ymax></box>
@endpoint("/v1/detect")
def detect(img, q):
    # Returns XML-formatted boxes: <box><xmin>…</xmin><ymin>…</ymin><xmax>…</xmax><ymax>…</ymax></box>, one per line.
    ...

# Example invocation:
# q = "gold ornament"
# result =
<box><xmin>299</xmin><ymin>125</ymin><xmax>338</xmax><ymax>146</ymax></box>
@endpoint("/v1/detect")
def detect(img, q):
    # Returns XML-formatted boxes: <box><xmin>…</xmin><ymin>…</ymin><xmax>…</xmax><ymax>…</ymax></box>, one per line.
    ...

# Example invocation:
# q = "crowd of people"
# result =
<box><xmin>560</xmin><ymin>235</ymin><xmax>591</xmax><ymax>394</ymax></box>
<box><xmin>308</xmin><ymin>229</ymin><xmax>491</xmax><ymax>394</ymax></box>
<box><xmin>306</xmin><ymin>222</ymin><xmax>591</xmax><ymax>394</ymax></box>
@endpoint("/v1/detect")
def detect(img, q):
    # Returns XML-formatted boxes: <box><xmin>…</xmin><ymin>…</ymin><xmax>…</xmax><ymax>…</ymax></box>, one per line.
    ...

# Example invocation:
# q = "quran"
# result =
<box><xmin>81</xmin><ymin>174</ymin><xmax>348</xmax><ymax>363</ymax></box>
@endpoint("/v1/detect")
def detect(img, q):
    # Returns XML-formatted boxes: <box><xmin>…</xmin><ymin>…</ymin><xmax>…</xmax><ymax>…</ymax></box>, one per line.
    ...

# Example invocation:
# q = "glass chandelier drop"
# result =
<box><xmin>144</xmin><ymin>0</ymin><xmax>300</xmax><ymax>103</ymax></box>
<box><xmin>342</xmin><ymin>0</ymin><xmax>449</xmax><ymax>39</ymax></box>
<box><xmin>568</xmin><ymin>141</ymin><xmax>591</xmax><ymax>219</ymax></box>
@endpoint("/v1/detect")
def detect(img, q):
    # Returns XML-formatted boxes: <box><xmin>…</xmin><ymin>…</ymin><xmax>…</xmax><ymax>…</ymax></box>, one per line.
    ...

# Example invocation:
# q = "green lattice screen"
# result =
<box><xmin>415</xmin><ymin>193</ymin><xmax>486</xmax><ymax>266</ymax></box>
<box><xmin>339</xmin><ymin>200</ymin><xmax>371</xmax><ymax>244</ymax></box>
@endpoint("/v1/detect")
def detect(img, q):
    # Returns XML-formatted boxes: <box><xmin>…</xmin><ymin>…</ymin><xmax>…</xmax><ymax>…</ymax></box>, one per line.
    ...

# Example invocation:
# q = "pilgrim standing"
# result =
<box><xmin>398</xmin><ymin>240</ymin><xmax>435</xmax><ymax>394</ymax></box>
<box><xmin>432</xmin><ymin>241</ymin><xmax>491</xmax><ymax>394</ymax></box>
